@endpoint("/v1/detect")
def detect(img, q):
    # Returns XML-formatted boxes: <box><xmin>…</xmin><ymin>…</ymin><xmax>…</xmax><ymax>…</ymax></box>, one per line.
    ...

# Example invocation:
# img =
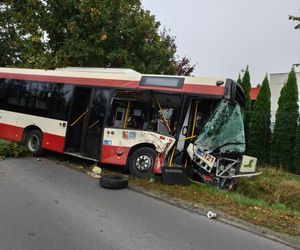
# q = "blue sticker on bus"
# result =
<box><xmin>129</xmin><ymin>131</ymin><xmax>136</xmax><ymax>139</ymax></box>
<box><xmin>103</xmin><ymin>140</ymin><xmax>112</xmax><ymax>145</ymax></box>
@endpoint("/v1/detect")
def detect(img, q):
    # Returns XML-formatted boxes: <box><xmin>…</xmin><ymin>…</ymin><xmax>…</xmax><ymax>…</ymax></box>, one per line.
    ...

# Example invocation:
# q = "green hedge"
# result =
<box><xmin>0</xmin><ymin>140</ymin><xmax>30</xmax><ymax>159</ymax></box>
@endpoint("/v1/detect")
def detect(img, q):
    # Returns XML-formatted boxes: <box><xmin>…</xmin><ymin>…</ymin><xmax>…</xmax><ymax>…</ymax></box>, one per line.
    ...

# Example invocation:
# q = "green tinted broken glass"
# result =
<box><xmin>194</xmin><ymin>99</ymin><xmax>245</xmax><ymax>153</ymax></box>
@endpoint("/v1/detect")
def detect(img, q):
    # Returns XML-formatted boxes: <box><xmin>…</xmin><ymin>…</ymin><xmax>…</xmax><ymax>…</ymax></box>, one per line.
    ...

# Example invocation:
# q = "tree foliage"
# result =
<box><xmin>237</xmin><ymin>74</ymin><xmax>242</xmax><ymax>86</ymax></box>
<box><xmin>241</xmin><ymin>66</ymin><xmax>252</xmax><ymax>147</ymax></box>
<box><xmin>293</xmin><ymin>124</ymin><xmax>300</xmax><ymax>174</ymax></box>
<box><xmin>289</xmin><ymin>15</ymin><xmax>300</xmax><ymax>30</ymax></box>
<box><xmin>271</xmin><ymin>68</ymin><xmax>299</xmax><ymax>171</ymax></box>
<box><xmin>248</xmin><ymin>75</ymin><xmax>271</xmax><ymax>164</ymax></box>
<box><xmin>0</xmin><ymin>0</ymin><xmax>194</xmax><ymax>75</ymax></box>
<box><xmin>173</xmin><ymin>56</ymin><xmax>196</xmax><ymax>76</ymax></box>
<box><xmin>0</xmin><ymin>2</ymin><xmax>23</xmax><ymax>66</ymax></box>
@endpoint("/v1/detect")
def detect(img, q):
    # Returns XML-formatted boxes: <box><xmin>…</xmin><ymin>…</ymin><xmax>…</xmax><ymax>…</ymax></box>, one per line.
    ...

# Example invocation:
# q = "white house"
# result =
<box><xmin>270</xmin><ymin>71</ymin><xmax>300</xmax><ymax>128</ymax></box>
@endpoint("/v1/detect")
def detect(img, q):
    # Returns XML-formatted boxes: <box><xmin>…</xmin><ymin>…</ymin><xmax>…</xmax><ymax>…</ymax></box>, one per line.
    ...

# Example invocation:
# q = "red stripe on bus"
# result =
<box><xmin>0</xmin><ymin>73</ymin><xmax>140</xmax><ymax>89</ymax></box>
<box><xmin>100</xmin><ymin>145</ymin><xmax>166</xmax><ymax>174</ymax></box>
<box><xmin>184</xmin><ymin>84</ymin><xmax>225</xmax><ymax>96</ymax></box>
<box><xmin>139</xmin><ymin>84</ymin><xmax>224</xmax><ymax>95</ymax></box>
<box><xmin>0</xmin><ymin>123</ymin><xmax>23</xmax><ymax>142</ymax></box>
<box><xmin>100</xmin><ymin>145</ymin><xmax>130</xmax><ymax>166</ymax></box>
<box><xmin>43</xmin><ymin>133</ymin><xmax>65</xmax><ymax>153</ymax></box>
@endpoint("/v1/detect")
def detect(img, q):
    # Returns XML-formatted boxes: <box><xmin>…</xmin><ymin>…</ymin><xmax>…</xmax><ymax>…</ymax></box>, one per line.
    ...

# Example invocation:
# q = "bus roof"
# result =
<box><xmin>0</xmin><ymin>67</ymin><xmax>227</xmax><ymax>96</ymax></box>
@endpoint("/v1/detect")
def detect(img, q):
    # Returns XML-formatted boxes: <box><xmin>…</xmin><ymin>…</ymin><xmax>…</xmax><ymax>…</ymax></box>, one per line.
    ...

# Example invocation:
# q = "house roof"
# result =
<box><xmin>250</xmin><ymin>87</ymin><xmax>260</xmax><ymax>101</ymax></box>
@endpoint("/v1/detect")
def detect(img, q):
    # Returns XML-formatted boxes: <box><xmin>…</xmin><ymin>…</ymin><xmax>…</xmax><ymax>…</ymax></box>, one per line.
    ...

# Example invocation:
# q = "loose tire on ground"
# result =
<box><xmin>99</xmin><ymin>174</ymin><xmax>128</xmax><ymax>189</ymax></box>
<box><xmin>128</xmin><ymin>147</ymin><xmax>157</xmax><ymax>178</ymax></box>
<box><xmin>25</xmin><ymin>130</ymin><xmax>44</xmax><ymax>156</ymax></box>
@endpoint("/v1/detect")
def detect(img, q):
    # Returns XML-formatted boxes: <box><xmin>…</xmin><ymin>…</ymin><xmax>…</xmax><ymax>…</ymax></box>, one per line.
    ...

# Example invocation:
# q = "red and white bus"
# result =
<box><xmin>0</xmin><ymin>67</ymin><xmax>257</xmax><ymax>185</ymax></box>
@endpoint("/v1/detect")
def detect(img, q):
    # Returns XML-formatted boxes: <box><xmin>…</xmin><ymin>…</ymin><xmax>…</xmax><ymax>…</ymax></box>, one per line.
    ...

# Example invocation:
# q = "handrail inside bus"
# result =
<box><xmin>154</xmin><ymin>97</ymin><xmax>172</xmax><ymax>133</ymax></box>
<box><xmin>89</xmin><ymin>120</ymin><xmax>100</xmax><ymax>129</ymax></box>
<box><xmin>123</xmin><ymin>101</ymin><xmax>131</xmax><ymax>128</ymax></box>
<box><xmin>169</xmin><ymin>99</ymin><xmax>199</xmax><ymax>167</ymax></box>
<box><xmin>70</xmin><ymin>111</ymin><xmax>87</xmax><ymax>127</ymax></box>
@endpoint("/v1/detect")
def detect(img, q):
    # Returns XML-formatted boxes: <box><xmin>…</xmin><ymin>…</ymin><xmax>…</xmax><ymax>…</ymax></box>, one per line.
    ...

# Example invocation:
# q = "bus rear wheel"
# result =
<box><xmin>129</xmin><ymin>147</ymin><xmax>157</xmax><ymax>178</ymax></box>
<box><xmin>25</xmin><ymin>130</ymin><xmax>43</xmax><ymax>156</ymax></box>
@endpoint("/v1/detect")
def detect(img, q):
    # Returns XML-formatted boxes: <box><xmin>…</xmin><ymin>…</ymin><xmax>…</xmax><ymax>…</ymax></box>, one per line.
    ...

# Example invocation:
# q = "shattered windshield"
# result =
<box><xmin>194</xmin><ymin>99</ymin><xmax>245</xmax><ymax>153</ymax></box>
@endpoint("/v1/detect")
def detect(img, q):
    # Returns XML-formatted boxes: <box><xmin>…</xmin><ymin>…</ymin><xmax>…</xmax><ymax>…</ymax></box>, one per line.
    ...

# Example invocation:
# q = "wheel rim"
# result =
<box><xmin>135</xmin><ymin>154</ymin><xmax>153</xmax><ymax>172</ymax></box>
<box><xmin>28</xmin><ymin>135</ymin><xmax>40</xmax><ymax>152</ymax></box>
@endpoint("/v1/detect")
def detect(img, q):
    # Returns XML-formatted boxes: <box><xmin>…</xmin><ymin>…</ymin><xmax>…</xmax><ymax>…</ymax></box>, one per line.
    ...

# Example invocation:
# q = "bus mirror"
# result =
<box><xmin>216</xmin><ymin>81</ymin><xmax>224</xmax><ymax>86</ymax></box>
<box><xmin>182</xmin><ymin>126</ymin><xmax>188</xmax><ymax>136</ymax></box>
<box><xmin>224</xmin><ymin>79</ymin><xmax>236</xmax><ymax>101</ymax></box>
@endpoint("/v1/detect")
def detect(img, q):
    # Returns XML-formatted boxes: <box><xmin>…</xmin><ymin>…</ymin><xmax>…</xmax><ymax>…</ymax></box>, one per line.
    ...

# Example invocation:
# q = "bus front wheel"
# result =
<box><xmin>129</xmin><ymin>147</ymin><xmax>157</xmax><ymax>178</ymax></box>
<box><xmin>25</xmin><ymin>130</ymin><xmax>43</xmax><ymax>156</ymax></box>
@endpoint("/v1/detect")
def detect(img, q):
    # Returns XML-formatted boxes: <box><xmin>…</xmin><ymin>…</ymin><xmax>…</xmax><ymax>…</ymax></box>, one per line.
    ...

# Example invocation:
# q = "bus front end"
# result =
<box><xmin>186</xmin><ymin>80</ymin><xmax>261</xmax><ymax>190</ymax></box>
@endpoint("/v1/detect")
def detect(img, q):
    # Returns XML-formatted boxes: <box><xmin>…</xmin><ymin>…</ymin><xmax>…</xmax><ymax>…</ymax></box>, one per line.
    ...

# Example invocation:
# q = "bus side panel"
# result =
<box><xmin>42</xmin><ymin>133</ymin><xmax>65</xmax><ymax>153</ymax></box>
<box><xmin>0</xmin><ymin>123</ymin><xmax>23</xmax><ymax>142</ymax></box>
<box><xmin>0</xmin><ymin>110</ymin><xmax>68</xmax><ymax>153</ymax></box>
<box><xmin>100</xmin><ymin>145</ymin><xmax>130</xmax><ymax>166</ymax></box>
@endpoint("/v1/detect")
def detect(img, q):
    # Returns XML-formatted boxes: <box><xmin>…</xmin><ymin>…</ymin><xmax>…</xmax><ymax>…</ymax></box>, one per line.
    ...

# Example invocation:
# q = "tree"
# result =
<box><xmin>237</xmin><ymin>74</ymin><xmax>242</xmax><ymax>85</ymax></box>
<box><xmin>1</xmin><ymin>1</ymin><xmax>194</xmax><ymax>75</ymax></box>
<box><xmin>173</xmin><ymin>56</ymin><xmax>196</xmax><ymax>76</ymax></box>
<box><xmin>289</xmin><ymin>15</ymin><xmax>300</xmax><ymax>29</ymax></box>
<box><xmin>248</xmin><ymin>75</ymin><xmax>271</xmax><ymax>164</ymax></box>
<box><xmin>293</xmin><ymin>124</ymin><xmax>300</xmax><ymax>174</ymax></box>
<box><xmin>270</xmin><ymin>68</ymin><xmax>299</xmax><ymax>171</ymax></box>
<box><xmin>241</xmin><ymin>66</ymin><xmax>252</xmax><ymax>147</ymax></box>
<box><xmin>0</xmin><ymin>2</ymin><xmax>23</xmax><ymax>66</ymax></box>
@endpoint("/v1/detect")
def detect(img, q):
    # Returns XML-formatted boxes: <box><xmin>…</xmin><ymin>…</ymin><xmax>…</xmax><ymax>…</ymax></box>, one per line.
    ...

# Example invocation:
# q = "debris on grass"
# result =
<box><xmin>91</xmin><ymin>165</ymin><xmax>102</xmax><ymax>175</ymax></box>
<box><xmin>207</xmin><ymin>211</ymin><xmax>217</xmax><ymax>219</ymax></box>
<box><xmin>86</xmin><ymin>171</ymin><xmax>101</xmax><ymax>179</ymax></box>
<box><xmin>86</xmin><ymin>165</ymin><xmax>102</xmax><ymax>179</ymax></box>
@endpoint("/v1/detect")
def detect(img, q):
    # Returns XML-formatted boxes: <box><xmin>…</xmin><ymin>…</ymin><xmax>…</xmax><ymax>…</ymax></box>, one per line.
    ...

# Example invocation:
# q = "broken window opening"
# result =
<box><xmin>109</xmin><ymin>91</ymin><xmax>182</xmax><ymax>137</ymax></box>
<box><xmin>109</xmin><ymin>91</ymin><xmax>149</xmax><ymax>130</ymax></box>
<box><xmin>148</xmin><ymin>93</ymin><xmax>181</xmax><ymax>136</ymax></box>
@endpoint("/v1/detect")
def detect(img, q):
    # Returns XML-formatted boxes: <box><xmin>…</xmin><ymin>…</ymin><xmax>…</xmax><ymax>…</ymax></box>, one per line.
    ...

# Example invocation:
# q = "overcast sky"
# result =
<box><xmin>142</xmin><ymin>0</ymin><xmax>300</xmax><ymax>85</ymax></box>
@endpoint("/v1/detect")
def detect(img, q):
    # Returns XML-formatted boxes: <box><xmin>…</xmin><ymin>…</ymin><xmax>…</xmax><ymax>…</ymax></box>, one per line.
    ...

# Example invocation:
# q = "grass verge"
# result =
<box><xmin>238</xmin><ymin>167</ymin><xmax>300</xmax><ymax>211</ymax></box>
<box><xmin>129</xmin><ymin>168</ymin><xmax>300</xmax><ymax>239</ymax></box>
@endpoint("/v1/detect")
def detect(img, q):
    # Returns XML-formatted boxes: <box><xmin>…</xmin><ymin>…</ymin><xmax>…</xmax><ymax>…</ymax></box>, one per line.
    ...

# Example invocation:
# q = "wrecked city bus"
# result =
<box><xmin>0</xmin><ymin>67</ymin><xmax>259</xmax><ymax>187</ymax></box>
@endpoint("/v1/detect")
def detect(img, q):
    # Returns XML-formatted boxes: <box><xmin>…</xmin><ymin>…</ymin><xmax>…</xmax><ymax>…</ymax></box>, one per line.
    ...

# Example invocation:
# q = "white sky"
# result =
<box><xmin>142</xmin><ymin>0</ymin><xmax>300</xmax><ymax>85</ymax></box>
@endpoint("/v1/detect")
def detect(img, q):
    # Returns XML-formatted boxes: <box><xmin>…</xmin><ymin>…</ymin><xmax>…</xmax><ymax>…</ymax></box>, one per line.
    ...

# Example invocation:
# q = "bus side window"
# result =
<box><xmin>52</xmin><ymin>84</ymin><xmax>74</xmax><ymax>120</ymax></box>
<box><xmin>0</xmin><ymin>79</ymin><xmax>7</xmax><ymax>107</ymax></box>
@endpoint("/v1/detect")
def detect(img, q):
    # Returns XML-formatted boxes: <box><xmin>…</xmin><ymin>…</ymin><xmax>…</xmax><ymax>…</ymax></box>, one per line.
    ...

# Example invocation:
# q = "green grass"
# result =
<box><xmin>237</xmin><ymin>167</ymin><xmax>300</xmax><ymax>211</ymax></box>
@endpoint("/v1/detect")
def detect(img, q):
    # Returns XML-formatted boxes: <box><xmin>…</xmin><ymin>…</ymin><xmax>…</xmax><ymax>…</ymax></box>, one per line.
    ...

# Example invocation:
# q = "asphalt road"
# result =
<box><xmin>0</xmin><ymin>158</ymin><xmax>293</xmax><ymax>250</ymax></box>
